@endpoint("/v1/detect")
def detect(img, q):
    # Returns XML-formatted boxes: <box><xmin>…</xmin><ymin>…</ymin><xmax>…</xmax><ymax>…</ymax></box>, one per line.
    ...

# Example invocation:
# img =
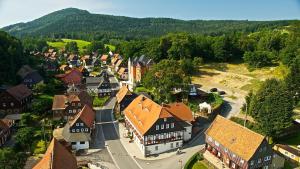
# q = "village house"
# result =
<box><xmin>115</xmin><ymin>85</ymin><xmax>138</xmax><ymax>115</ymax></box>
<box><xmin>127</xmin><ymin>55</ymin><xmax>153</xmax><ymax>90</ymax></box>
<box><xmin>101</xmin><ymin>54</ymin><xmax>109</xmax><ymax>65</ymax></box>
<box><xmin>17</xmin><ymin>65</ymin><xmax>44</xmax><ymax>88</ymax></box>
<box><xmin>52</xmin><ymin>92</ymin><xmax>92</xmax><ymax>120</ymax></box>
<box><xmin>53</xmin><ymin>105</ymin><xmax>95</xmax><ymax>150</ymax></box>
<box><xmin>273</xmin><ymin>144</ymin><xmax>300</xmax><ymax>163</ymax></box>
<box><xmin>0</xmin><ymin>119</ymin><xmax>13</xmax><ymax>146</ymax></box>
<box><xmin>124</xmin><ymin>95</ymin><xmax>194</xmax><ymax>156</ymax></box>
<box><xmin>0</xmin><ymin>84</ymin><xmax>33</xmax><ymax>115</ymax></box>
<box><xmin>56</xmin><ymin>69</ymin><xmax>83</xmax><ymax>86</ymax></box>
<box><xmin>33</xmin><ymin>138</ymin><xmax>78</xmax><ymax>169</ymax></box>
<box><xmin>205</xmin><ymin>115</ymin><xmax>273</xmax><ymax>169</ymax></box>
<box><xmin>68</xmin><ymin>54</ymin><xmax>81</xmax><ymax>67</ymax></box>
<box><xmin>118</xmin><ymin>67</ymin><xmax>128</xmax><ymax>80</ymax></box>
<box><xmin>115</xmin><ymin>59</ymin><xmax>123</xmax><ymax>72</ymax></box>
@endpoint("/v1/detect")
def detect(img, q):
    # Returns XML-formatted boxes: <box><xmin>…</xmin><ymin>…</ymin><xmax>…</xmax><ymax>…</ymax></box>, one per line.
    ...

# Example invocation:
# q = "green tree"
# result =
<box><xmin>65</xmin><ymin>41</ymin><xmax>78</xmax><ymax>53</ymax></box>
<box><xmin>243</xmin><ymin>51</ymin><xmax>273</xmax><ymax>68</ymax></box>
<box><xmin>249</xmin><ymin>79</ymin><xmax>294</xmax><ymax>139</ymax></box>
<box><xmin>143</xmin><ymin>59</ymin><xmax>191</xmax><ymax>103</ymax></box>
<box><xmin>0</xmin><ymin>148</ymin><xmax>27</xmax><ymax>169</ymax></box>
<box><xmin>86</xmin><ymin>41</ymin><xmax>105</xmax><ymax>54</ymax></box>
<box><xmin>15</xmin><ymin>127</ymin><xmax>35</xmax><ymax>152</ymax></box>
<box><xmin>284</xmin><ymin>55</ymin><xmax>300</xmax><ymax>106</ymax></box>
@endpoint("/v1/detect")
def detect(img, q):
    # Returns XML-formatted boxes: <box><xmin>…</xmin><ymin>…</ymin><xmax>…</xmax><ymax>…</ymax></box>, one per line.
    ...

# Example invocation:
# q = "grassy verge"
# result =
<box><xmin>240</xmin><ymin>79</ymin><xmax>263</xmax><ymax>92</ymax></box>
<box><xmin>93</xmin><ymin>96</ymin><xmax>110</xmax><ymax>107</ymax></box>
<box><xmin>184</xmin><ymin>153</ymin><xmax>206</xmax><ymax>169</ymax></box>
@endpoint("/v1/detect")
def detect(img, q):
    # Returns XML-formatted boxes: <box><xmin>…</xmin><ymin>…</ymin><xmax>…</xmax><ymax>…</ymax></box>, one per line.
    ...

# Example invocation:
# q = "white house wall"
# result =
<box><xmin>145</xmin><ymin>140</ymin><xmax>183</xmax><ymax>155</ymax></box>
<box><xmin>71</xmin><ymin>141</ymin><xmax>89</xmax><ymax>150</ymax></box>
<box><xmin>183</xmin><ymin>125</ymin><xmax>192</xmax><ymax>141</ymax></box>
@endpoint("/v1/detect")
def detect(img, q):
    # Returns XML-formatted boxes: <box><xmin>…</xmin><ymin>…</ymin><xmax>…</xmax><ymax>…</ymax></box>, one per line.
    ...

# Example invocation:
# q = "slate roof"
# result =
<box><xmin>32</xmin><ymin>138</ymin><xmax>77</xmax><ymax>169</ymax></box>
<box><xmin>205</xmin><ymin>115</ymin><xmax>265</xmax><ymax>161</ymax></box>
<box><xmin>132</xmin><ymin>55</ymin><xmax>153</xmax><ymax>66</ymax></box>
<box><xmin>6</xmin><ymin>84</ymin><xmax>32</xmax><ymax>101</ymax></box>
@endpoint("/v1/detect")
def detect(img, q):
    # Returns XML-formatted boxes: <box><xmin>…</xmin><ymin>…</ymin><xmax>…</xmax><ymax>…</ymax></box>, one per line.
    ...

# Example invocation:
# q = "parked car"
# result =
<box><xmin>210</xmin><ymin>88</ymin><xmax>218</xmax><ymax>92</ymax></box>
<box><xmin>218</xmin><ymin>91</ymin><xmax>226</xmax><ymax>95</ymax></box>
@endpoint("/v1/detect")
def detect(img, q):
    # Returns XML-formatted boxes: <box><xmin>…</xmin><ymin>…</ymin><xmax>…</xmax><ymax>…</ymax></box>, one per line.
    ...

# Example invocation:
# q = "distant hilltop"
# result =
<box><xmin>1</xmin><ymin>8</ymin><xmax>293</xmax><ymax>40</ymax></box>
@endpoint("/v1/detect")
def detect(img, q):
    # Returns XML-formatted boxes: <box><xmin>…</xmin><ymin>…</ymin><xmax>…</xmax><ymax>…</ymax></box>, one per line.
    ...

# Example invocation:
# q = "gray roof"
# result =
<box><xmin>61</xmin><ymin>123</ymin><xmax>91</xmax><ymax>142</ymax></box>
<box><xmin>85</xmin><ymin>77</ymin><xmax>103</xmax><ymax>85</ymax></box>
<box><xmin>132</xmin><ymin>55</ymin><xmax>153</xmax><ymax>66</ymax></box>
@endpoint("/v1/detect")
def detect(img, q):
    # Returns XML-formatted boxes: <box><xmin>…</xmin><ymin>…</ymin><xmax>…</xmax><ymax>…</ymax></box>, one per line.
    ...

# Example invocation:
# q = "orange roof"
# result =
<box><xmin>33</xmin><ymin>138</ymin><xmax>77</xmax><ymax>169</ymax></box>
<box><xmin>163</xmin><ymin>102</ymin><xmax>194</xmax><ymax>122</ymax></box>
<box><xmin>101</xmin><ymin>55</ymin><xmax>109</xmax><ymax>61</ymax></box>
<box><xmin>124</xmin><ymin>95</ymin><xmax>173</xmax><ymax>135</ymax></box>
<box><xmin>59</xmin><ymin>65</ymin><xmax>68</xmax><ymax>70</ymax></box>
<box><xmin>70</xmin><ymin>105</ymin><xmax>95</xmax><ymax>128</ymax></box>
<box><xmin>111</xmin><ymin>57</ymin><xmax>119</xmax><ymax>65</ymax></box>
<box><xmin>116</xmin><ymin>86</ymin><xmax>132</xmax><ymax>103</ymax></box>
<box><xmin>205</xmin><ymin>115</ymin><xmax>265</xmax><ymax>161</ymax></box>
<box><xmin>67</xmin><ymin>94</ymin><xmax>80</xmax><ymax>102</ymax></box>
<box><xmin>52</xmin><ymin>95</ymin><xmax>67</xmax><ymax>110</ymax></box>
<box><xmin>118</xmin><ymin>67</ymin><xmax>126</xmax><ymax>75</ymax></box>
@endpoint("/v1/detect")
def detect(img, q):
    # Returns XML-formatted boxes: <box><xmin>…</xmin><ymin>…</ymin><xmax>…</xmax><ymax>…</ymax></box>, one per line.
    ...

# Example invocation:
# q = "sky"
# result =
<box><xmin>0</xmin><ymin>0</ymin><xmax>300</xmax><ymax>27</ymax></box>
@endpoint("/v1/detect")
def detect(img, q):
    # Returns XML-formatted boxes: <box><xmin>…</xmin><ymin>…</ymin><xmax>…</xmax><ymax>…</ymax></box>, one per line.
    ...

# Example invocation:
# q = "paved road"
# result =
<box><xmin>97</xmin><ymin>97</ymin><xmax>141</xmax><ymax>169</ymax></box>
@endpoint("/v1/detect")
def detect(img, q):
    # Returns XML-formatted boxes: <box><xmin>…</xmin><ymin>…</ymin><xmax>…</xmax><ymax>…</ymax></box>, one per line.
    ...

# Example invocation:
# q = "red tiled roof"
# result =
<box><xmin>163</xmin><ymin>102</ymin><xmax>194</xmax><ymax>122</ymax></box>
<box><xmin>52</xmin><ymin>95</ymin><xmax>66</xmax><ymax>110</ymax></box>
<box><xmin>6</xmin><ymin>84</ymin><xmax>32</xmax><ymax>101</ymax></box>
<box><xmin>101</xmin><ymin>55</ymin><xmax>109</xmax><ymax>61</ymax></box>
<box><xmin>57</xmin><ymin>69</ymin><xmax>82</xmax><ymax>85</ymax></box>
<box><xmin>70</xmin><ymin>105</ymin><xmax>95</xmax><ymax>128</ymax></box>
<box><xmin>33</xmin><ymin>138</ymin><xmax>77</xmax><ymax>169</ymax></box>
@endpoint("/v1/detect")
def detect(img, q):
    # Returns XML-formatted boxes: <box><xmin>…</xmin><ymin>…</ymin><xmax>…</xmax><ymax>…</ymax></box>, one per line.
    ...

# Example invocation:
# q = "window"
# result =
<box><xmin>264</xmin><ymin>156</ymin><xmax>271</xmax><ymax>161</ymax></box>
<box><xmin>2</xmin><ymin>103</ymin><xmax>6</xmax><ymax>107</ymax></box>
<box><xmin>76</xmin><ymin>129</ymin><xmax>79</xmax><ymax>132</ymax></box>
<box><xmin>156</xmin><ymin>125</ymin><xmax>159</xmax><ymax>130</ymax></box>
<box><xmin>207</xmin><ymin>136</ymin><xmax>213</xmax><ymax>142</ymax></box>
<box><xmin>80</xmin><ymin>123</ymin><xmax>84</xmax><ymax>126</ymax></box>
<box><xmin>224</xmin><ymin>148</ymin><xmax>228</xmax><ymax>152</ymax></box>
<box><xmin>81</xmin><ymin>128</ymin><xmax>84</xmax><ymax>132</ymax></box>
<box><xmin>240</xmin><ymin>159</ymin><xmax>244</xmax><ymax>164</ymax></box>
<box><xmin>72</xmin><ymin>103</ymin><xmax>75</xmax><ymax>106</ymax></box>
<box><xmin>164</xmin><ymin>118</ymin><xmax>167</xmax><ymax>122</ymax></box>
<box><xmin>71</xmin><ymin>142</ymin><xmax>76</xmax><ymax>145</ymax></box>
<box><xmin>69</xmin><ymin>110</ymin><xmax>72</xmax><ymax>113</ymax></box>
<box><xmin>176</xmin><ymin>142</ymin><xmax>179</xmax><ymax>147</ymax></box>
<box><xmin>250</xmin><ymin>160</ymin><xmax>254</xmax><ymax>165</ymax></box>
<box><xmin>73</xmin><ymin>109</ymin><xmax>76</xmax><ymax>113</ymax></box>
<box><xmin>166</xmin><ymin>124</ymin><xmax>169</xmax><ymax>129</ymax></box>
<box><xmin>85</xmin><ymin>128</ymin><xmax>88</xmax><ymax>132</ymax></box>
<box><xmin>78</xmin><ymin>103</ymin><xmax>81</xmax><ymax>106</ymax></box>
<box><xmin>78</xmin><ymin>109</ymin><xmax>81</xmax><ymax>112</ymax></box>
<box><xmin>215</xmin><ymin>141</ymin><xmax>220</xmax><ymax>147</ymax></box>
<box><xmin>232</xmin><ymin>163</ymin><xmax>236</xmax><ymax>169</ymax></box>
<box><xmin>258</xmin><ymin>158</ymin><xmax>262</xmax><ymax>164</ymax></box>
<box><xmin>76</xmin><ymin>123</ymin><xmax>79</xmax><ymax>126</ymax></box>
<box><xmin>155</xmin><ymin>146</ymin><xmax>158</xmax><ymax>151</ymax></box>
<box><xmin>72</xmin><ymin>129</ymin><xmax>75</xmax><ymax>132</ymax></box>
<box><xmin>10</xmin><ymin>102</ymin><xmax>14</xmax><ymax>107</ymax></box>
<box><xmin>80</xmin><ymin>141</ymin><xmax>85</xmax><ymax>144</ymax></box>
<box><xmin>171</xmin><ymin>123</ymin><xmax>174</xmax><ymax>128</ymax></box>
<box><xmin>161</xmin><ymin>124</ymin><xmax>164</xmax><ymax>129</ymax></box>
<box><xmin>232</xmin><ymin>154</ymin><xmax>236</xmax><ymax>158</ymax></box>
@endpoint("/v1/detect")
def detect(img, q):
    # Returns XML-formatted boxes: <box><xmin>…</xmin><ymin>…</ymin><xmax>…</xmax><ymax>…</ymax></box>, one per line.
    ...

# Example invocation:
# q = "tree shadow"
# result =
<box><xmin>220</xmin><ymin>101</ymin><xmax>233</xmax><ymax>118</ymax></box>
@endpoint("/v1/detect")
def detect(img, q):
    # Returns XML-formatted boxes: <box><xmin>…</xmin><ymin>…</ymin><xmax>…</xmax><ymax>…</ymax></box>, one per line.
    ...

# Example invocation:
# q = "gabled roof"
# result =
<box><xmin>33</xmin><ymin>138</ymin><xmax>77</xmax><ymax>169</ymax></box>
<box><xmin>118</xmin><ymin>67</ymin><xmax>126</xmax><ymax>76</ymax></box>
<box><xmin>78</xmin><ymin>91</ymin><xmax>93</xmax><ymax>107</ymax></box>
<box><xmin>132</xmin><ymin>55</ymin><xmax>153</xmax><ymax>67</ymax></box>
<box><xmin>115</xmin><ymin>59</ymin><xmax>123</xmax><ymax>67</ymax></box>
<box><xmin>56</xmin><ymin>69</ymin><xmax>82</xmax><ymax>85</ymax></box>
<box><xmin>52</xmin><ymin>95</ymin><xmax>67</xmax><ymax>110</ymax></box>
<box><xmin>17</xmin><ymin>65</ymin><xmax>35</xmax><ymax>78</ymax></box>
<box><xmin>101</xmin><ymin>55</ymin><xmax>109</xmax><ymax>61</ymax></box>
<box><xmin>116</xmin><ymin>86</ymin><xmax>133</xmax><ymax>103</ymax></box>
<box><xmin>163</xmin><ymin>102</ymin><xmax>194</xmax><ymax>122</ymax></box>
<box><xmin>124</xmin><ymin>95</ymin><xmax>172</xmax><ymax>135</ymax></box>
<box><xmin>205</xmin><ymin>115</ymin><xmax>265</xmax><ymax>161</ymax></box>
<box><xmin>275</xmin><ymin>144</ymin><xmax>300</xmax><ymax>156</ymax></box>
<box><xmin>67</xmin><ymin>94</ymin><xmax>80</xmax><ymax>102</ymax></box>
<box><xmin>70</xmin><ymin>105</ymin><xmax>95</xmax><ymax>128</ymax></box>
<box><xmin>6</xmin><ymin>84</ymin><xmax>32</xmax><ymax>101</ymax></box>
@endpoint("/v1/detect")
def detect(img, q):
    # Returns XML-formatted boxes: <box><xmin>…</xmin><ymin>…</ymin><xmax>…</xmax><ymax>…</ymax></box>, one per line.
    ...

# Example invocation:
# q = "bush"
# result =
<box><xmin>33</xmin><ymin>140</ymin><xmax>47</xmax><ymax>155</ymax></box>
<box><xmin>93</xmin><ymin>96</ymin><xmax>109</xmax><ymax>107</ymax></box>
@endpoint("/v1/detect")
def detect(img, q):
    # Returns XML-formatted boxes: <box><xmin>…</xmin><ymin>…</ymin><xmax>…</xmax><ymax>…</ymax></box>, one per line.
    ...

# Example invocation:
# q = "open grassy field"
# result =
<box><xmin>47</xmin><ymin>39</ymin><xmax>116</xmax><ymax>53</ymax></box>
<box><xmin>192</xmin><ymin>62</ymin><xmax>288</xmax><ymax>95</ymax></box>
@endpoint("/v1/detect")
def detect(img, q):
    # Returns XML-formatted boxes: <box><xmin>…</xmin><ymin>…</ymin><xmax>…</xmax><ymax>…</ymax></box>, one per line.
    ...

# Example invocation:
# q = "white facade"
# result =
<box><xmin>145</xmin><ymin>140</ymin><xmax>183</xmax><ymax>155</ymax></box>
<box><xmin>71</xmin><ymin>141</ymin><xmax>89</xmax><ymax>150</ymax></box>
<box><xmin>183</xmin><ymin>125</ymin><xmax>192</xmax><ymax>141</ymax></box>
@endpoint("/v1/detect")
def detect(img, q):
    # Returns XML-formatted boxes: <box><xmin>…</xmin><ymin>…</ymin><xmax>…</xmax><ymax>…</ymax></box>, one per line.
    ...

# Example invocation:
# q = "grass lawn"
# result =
<box><xmin>240</xmin><ymin>79</ymin><xmax>264</xmax><ymax>92</ymax></box>
<box><xmin>192</xmin><ymin>161</ymin><xmax>208</xmax><ymax>169</ymax></box>
<box><xmin>134</xmin><ymin>86</ymin><xmax>151</xmax><ymax>93</ymax></box>
<box><xmin>47</xmin><ymin>38</ymin><xmax>116</xmax><ymax>53</ymax></box>
<box><xmin>47</xmin><ymin>39</ymin><xmax>91</xmax><ymax>53</ymax></box>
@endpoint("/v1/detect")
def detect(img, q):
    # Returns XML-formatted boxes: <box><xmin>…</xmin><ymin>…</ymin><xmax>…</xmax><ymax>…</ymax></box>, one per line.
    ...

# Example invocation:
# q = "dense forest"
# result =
<box><xmin>115</xmin><ymin>23</ymin><xmax>300</xmax><ymax>68</ymax></box>
<box><xmin>2</xmin><ymin>8</ymin><xmax>293</xmax><ymax>40</ymax></box>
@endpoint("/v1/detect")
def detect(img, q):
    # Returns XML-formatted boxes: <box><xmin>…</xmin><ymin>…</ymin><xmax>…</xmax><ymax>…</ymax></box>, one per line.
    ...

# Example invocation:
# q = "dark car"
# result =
<box><xmin>210</xmin><ymin>88</ymin><xmax>218</xmax><ymax>92</ymax></box>
<box><xmin>218</xmin><ymin>91</ymin><xmax>226</xmax><ymax>95</ymax></box>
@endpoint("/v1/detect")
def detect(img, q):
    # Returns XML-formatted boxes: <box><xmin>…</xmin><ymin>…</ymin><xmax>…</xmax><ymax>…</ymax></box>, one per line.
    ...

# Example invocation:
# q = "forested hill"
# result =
<box><xmin>2</xmin><ymin>8</ymin><xmax>292</xmax><ymax>40</ymax></box>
